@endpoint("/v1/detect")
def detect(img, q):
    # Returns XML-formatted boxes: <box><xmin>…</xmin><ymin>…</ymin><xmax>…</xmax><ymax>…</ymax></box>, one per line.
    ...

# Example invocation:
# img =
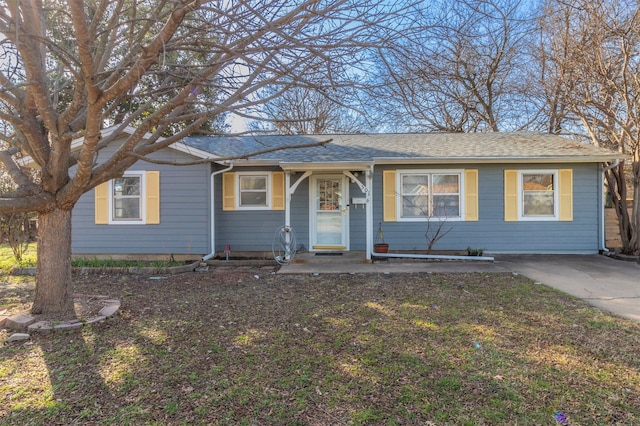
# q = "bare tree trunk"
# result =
<box><xmin>31</xmin><ymin>207</ymin><xmax>74</xmax><ymax>315</ymax></box>
<box><xmin>605</xmin><ymin>163</ymin><xmax>634</xmax><ymax>253</ymax></box>
<box><xmin>631</xmin><ymin>159</ymin><xmax>640</xmax><ymax>256</ymax></box>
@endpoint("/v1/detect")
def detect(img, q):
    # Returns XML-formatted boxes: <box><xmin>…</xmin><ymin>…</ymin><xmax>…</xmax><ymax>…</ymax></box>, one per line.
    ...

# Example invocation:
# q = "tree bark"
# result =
<box><xmin>631</xmin><ymin>159</ymin><xmax>640</xmax><ymax>256</ymax></box>
<box><xmin>605</xmin><ymin>163</ymin><xmax>634</xmax><ymax>253</ymax></box>
<box><xmin>31</xmin><ymin>207</ymin><xmax>74</xmax><ymax>315</ymax></box>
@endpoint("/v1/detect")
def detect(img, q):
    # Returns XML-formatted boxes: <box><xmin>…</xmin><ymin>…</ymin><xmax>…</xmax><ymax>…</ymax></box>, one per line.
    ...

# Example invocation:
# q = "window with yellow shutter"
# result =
<box><xmin>506</xmin><ymin>169</ymin><xmax>572</xmax><ymax>221</ymax></box>
<box><xmin>94</xmin><ymin>171</ymin><xmax>160</xmax><ymax>225</ymax></box>
<box><xmin>222</xmin><ymin>171</ymin><xmax>286</xmax><ymax>211</ymax></box>
<box><xmin>384</xmin><ymin>169</ymin><xmax>478</xmax><ymax>222</ymax></box>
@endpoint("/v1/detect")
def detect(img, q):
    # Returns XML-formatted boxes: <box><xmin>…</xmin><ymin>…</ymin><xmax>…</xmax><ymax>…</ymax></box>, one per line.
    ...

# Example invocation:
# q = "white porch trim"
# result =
<box><xmin>282</xmin><ymin>164</ymin><xmax>374</xmax><ymax>261</ymax></box>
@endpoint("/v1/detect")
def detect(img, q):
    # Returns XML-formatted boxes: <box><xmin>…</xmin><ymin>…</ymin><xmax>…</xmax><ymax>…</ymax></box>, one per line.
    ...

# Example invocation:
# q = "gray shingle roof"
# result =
<box><xmin>182</xmin><ymin>132</ymin><xmax>620</xmax><ymax>164</ymax></box>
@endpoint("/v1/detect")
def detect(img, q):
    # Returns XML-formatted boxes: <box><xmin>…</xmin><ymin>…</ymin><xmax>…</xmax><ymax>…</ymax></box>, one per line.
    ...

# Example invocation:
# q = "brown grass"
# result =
<box><xmin>1</xmin><ymin>267</ymin><xmax>639</xmax><ymax>425</ymax></box>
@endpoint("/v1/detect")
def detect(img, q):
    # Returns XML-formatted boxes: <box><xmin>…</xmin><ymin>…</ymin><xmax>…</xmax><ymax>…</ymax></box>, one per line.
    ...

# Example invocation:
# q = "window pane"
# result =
<box><xmin>113</xmin><ymin>176</ymin><xmax>140</xmax><ymax>196</ymax></box>
<box><xmin>113</xmin><ymin>198</ymin><xmax>140</xmax><ymax>220</ymax></box>
<box><xmin>432</xmin><ymin>174</ymin><xmax>459</xmax><ymax>194</ymax></box>
<box><xmin>523</xmin><ymin>173</ymin><xmax>554</xmax><ymax>217</ymax></box>
<box><xmin>403</xmin><ymin>195</ymin><xmax>429</xmax><ymax>217</ymax></box>
<box><xmin>240</xmin><ymin>176</ymin><xmax>266</xmax><ymax>190</ymax></box>
<box><xmin>433</xmin><ymin>195</ymin><xmax>460</xmax><ymax>217</ymax></box>
<box><xmin>523</xmin><ymin>174</ymin><xmax>553</xmax><ymax>191</ymax></box>
<box><xmin>239</xmin><ymin>175</ymin><xmax>268</xmax><ymax>207</ymax></box>
<box><xmin>402</xmin><ymin>175</ymin><xmax>429</xmax><ymax>195</ymax></box>
<box><xmin>240</xmin><ymin>192</ymin><xmax>267</xmax><ymax>206</ymax></box>
<box><xmin>112</xmin><ymin>175</ymin><xmax>141</xmax><ymax>220</ymax></box>
<box><xmin>523</xmin><ymin>192</ymin><xmax>554</xmax><ymax>216</ymax></box>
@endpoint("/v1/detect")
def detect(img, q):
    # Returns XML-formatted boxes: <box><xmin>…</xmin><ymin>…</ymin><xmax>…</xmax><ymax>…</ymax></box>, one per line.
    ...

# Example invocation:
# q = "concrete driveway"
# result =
<box><xmin>495</xmin><ymin>255</ymin><xmax>640</xmax><ymax>323</ymax></box>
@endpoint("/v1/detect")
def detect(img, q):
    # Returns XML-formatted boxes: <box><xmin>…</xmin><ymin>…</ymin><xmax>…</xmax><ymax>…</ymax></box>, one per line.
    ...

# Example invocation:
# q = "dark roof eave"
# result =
<box><xmin>220</xmin><ymin>155</ymin><xmax>621</xmax><ymax>168</ymax></box>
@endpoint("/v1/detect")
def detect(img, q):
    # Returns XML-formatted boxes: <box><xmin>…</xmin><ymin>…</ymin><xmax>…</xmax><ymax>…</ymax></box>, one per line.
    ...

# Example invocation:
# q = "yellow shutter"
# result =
<box><xmin>271</xmin><ymin>171</ymin><xmax>285</xmax><ymax>210</ymax></box>
<box><xmin>504</xmin><ymin>170</ymin><xmax>518</xmax><ymax>222</ymax></box>
<box><xmin>383</xmin><ymin>170</ymin><xmax>397</xmax><ymax>222</ymax></box>
<box><xmin>558</xmin><ymin>169</ymin><xmax>573</xmax><ymax>221</ymax></box>
<box><xmin>222</xmin><ymin>172</ymin><xmax>236</xmax><ymax>211</ymax></box>
<box><xmin>94</xmin><ymin>182</ymin><xmax>109</xmax><ymax>224</ymax></box>
<box><xmin>146</xmin><ymin>171</ymin><xmax>160</xmax><ymax>224</ymax></box>
<box><xmin>464</xmin><ymin>169</ymin><xmax>479</xmax><ymax>221</ymax></box>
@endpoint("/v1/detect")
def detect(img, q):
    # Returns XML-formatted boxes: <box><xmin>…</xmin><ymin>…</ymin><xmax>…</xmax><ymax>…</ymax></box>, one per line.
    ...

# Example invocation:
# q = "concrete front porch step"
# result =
<box><xmin>293</xmin><ymin>252</ymin><xmax>369</xmax><ymax>265</ymax></box>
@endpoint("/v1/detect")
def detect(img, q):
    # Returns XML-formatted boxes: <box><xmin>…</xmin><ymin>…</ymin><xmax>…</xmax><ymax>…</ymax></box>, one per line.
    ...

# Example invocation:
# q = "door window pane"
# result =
<box><xmin>316</xmin><ymin>211</ymin><xmax>342</xmax><ymax>245</ymax></box>
<box><xmin>318</xmin><ymin>179</ymin><xmax>341</xmax><ymax>210</ymax></box>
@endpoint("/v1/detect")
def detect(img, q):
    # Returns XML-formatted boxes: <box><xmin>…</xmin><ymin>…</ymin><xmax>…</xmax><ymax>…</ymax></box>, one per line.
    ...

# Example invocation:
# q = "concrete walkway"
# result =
<box><xmin>279</xmin><ymin>253</ymin><xmax>640</xmax><ymax>323</ymax></box>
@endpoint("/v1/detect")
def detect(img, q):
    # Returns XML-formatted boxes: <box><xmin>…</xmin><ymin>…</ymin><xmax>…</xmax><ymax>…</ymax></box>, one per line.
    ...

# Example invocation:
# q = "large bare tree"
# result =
<box><xmin>371</xmin><ymin>0</ymin><xmax>534</xmax><ymax>132</ymax></box>
<box><xmin>253</xmin><ymin>86</ymin><xmax>369</xmax><ymax>134</ymax></box>
<box><xmin>0</xmin><ymin>0</ymin><xmax>401</xmax><ymax>314</ymax></box>
<box><xmin>536</xmin><ymin>0</ymin><xmax>640</xmax><ymax>255</ymax></box>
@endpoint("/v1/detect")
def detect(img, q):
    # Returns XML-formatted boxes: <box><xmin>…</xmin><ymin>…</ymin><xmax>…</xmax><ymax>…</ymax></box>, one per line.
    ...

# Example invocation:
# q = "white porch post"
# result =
<box><xmin>365</xmin><ymin>166</ymin><xmax>373</xmax><ymax>261</ymax></box>
<box><xmin>285</xmin><ymin>171</ymin><xmax>291</xmax><ymax>229</ymax></box>
<box><xmin>285</xmin><ymin>171</ymin><xmax>292</xmax><ymax>260</ymax></box>
<box><xmin>342</xmin><ymin>168</ymin><xmax>374</xmax><ymax>261</ymax></box>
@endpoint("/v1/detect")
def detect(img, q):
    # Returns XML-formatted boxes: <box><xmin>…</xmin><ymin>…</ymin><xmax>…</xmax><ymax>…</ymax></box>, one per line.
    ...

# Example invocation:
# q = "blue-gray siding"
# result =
<box><xmin>72</xmin><ymin>148</ymin><xmax>211</xmax><ymax>256</ymax></box>
<box><xmin>214</xmin><ymin>163</ymin><xmax>601</xmax><ymax>254</ymax></box>
<box><xmin>373</xmin><ymin>163</ymin><xmax>601</xmax><ymax>254</ymax></box>
<box><xmin>74</xmin><ymin>158</ymin><xmax>603</xmax><ymax>256</ymax></box>
<box><xmin>214</xmin><ymin>167</ymin><xmax>288</xmax><ymax>252</ymax></box>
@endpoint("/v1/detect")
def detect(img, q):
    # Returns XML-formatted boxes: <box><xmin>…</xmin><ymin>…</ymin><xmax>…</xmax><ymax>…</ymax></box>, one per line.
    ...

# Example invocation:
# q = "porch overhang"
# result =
<box><xmin>279</xmin><ymin>161</ymin><xmax>374</xmax><ymax>172</ymax></box>
<box><xmin>282</xmin><ymin>163</ymin><xmax>375</xmax><ymax>262</ymax></box>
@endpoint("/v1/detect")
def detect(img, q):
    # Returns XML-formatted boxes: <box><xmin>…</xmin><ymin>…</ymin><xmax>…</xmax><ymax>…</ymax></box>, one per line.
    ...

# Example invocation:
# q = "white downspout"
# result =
<box><xmin>600</xmin><ymin>159</ymin><xmax>620</xmax><ymax>252</ymax></box>
<box><xmin>202</xmin><ymin>162</ymin><xmax>234</xmax><ymax>261</ymax></box>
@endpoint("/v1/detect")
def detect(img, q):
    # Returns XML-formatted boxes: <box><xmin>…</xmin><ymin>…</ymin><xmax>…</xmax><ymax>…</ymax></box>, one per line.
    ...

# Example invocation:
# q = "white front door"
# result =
<box><xmin>311</xmin><ymin>175</ymin><xmax>349</xmax><ymax>250</ymax></box>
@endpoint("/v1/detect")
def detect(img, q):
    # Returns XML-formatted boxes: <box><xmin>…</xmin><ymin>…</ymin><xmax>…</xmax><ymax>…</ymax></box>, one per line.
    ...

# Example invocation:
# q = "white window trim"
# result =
<box><xmin>236</xmin><ymin>172</ymin><xmax>272</xmax><ymax>210</ymax></box>
<box><xmin>396</xmin><ymin>169</ymin><xmax>464</xmax><ymax>222</ymax></box>
<box><xmin>108</xmin><ymin>171</ymin><xmax>146</xmax><ymax>225</ymax></box>
<box><xmin>517</xmin><ymin>169</ymin><xmax>559</xmax><ymax>221</ymax></box>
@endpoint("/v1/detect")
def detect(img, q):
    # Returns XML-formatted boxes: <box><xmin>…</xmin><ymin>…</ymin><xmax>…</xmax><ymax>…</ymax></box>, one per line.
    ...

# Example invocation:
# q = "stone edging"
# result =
<box><xmin>9</xmin><ymin>259</ymin><xmax>279</xmax><ymax>276</ymax></box>
<box><xmin>1</xmin><ymin>296</ymin><xmax>121</xmax><ymax>340</ymax></box>
<box><xmin>10</xmin><ymin>261</ymin><xmax>202</xmax><ymax>276</ymax></box>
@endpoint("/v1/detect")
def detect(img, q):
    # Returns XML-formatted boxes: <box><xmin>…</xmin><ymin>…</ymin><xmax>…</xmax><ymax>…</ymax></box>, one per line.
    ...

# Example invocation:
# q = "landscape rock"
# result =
<box><xmin>84</xmin><ymin>315</ymin><xmax>107</xmax><ymax>325</ymax></box>
<box><xmin>53</xmin><ymin>321</ymin><xmax>83</xmax><ymax>331</ymax></box>
<box><xmin>28</xmin><ymin>321</ymin><xmax>54</xmax><ymax>332</ymax></box>
<box><xmin>98</xmin><ymin>302</ymin><xmax>120</xmax><ymax>318</ymax></box>
<box><xmin>7</xmin><ymin>333</ymin><xmax>30</xmax><ymax>342</ymax></box>
<box><xmin>5</xmin><ymin>314</ymin><xmax>36</xmax><ymax>331</ymax></box>
<box><xmin>0</xmin><ymin>315</ymin><xmax>8</xmax><ymax>328</ymax></box>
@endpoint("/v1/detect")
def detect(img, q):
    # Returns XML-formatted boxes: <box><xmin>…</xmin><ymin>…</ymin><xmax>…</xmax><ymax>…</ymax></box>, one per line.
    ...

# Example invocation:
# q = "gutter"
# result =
<box><xmin>373</xmin><ymin>155</ymin><xmax>622</xmax><ymax>165</ymax></box>
<box><xmin>202</xmin><ymin>162</ymin><xmax>234</xmax><ymax>261</ymax></box>
<box><xmin>600</xmin><ymin>159</ymin><xmax>621</xmax><ymax>252</ymax></box>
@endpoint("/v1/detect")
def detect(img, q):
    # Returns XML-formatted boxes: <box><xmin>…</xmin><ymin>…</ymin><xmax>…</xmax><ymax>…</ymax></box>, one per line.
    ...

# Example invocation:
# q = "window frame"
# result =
<box><xmin>236</xmin><ymin>172</ymin><xmax>272</xmax><ymax>210</ymax></box>
<box><xmin>517</xmin><ymin>169</ymin><xmax>559</xmax><ymax>221</ymax></box>
<box><xmin>396</xmin><ymin>169</ymin><xmax>464</xmax><ymax>222</ymax></box>
<box><xmin>109</xmin><ymin>171</ymin><xmax>146</xmax><ymax>225</ymax></box>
